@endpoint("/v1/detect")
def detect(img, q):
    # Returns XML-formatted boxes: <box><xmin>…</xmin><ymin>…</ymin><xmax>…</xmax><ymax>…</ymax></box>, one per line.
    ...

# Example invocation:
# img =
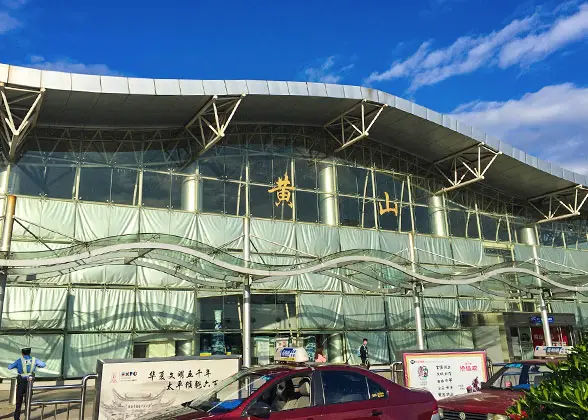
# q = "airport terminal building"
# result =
<box><xmin>0</xmin><ymin>63</ymin><xmax>587</xmax><ymax>379</ymax></box>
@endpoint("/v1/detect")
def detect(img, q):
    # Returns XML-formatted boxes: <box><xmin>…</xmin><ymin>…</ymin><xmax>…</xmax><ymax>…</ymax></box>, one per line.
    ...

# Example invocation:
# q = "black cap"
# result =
<box><xmin>21</xmin><ymin>348</ymin><xmax>31</xmax><ymax>355</ymax></box>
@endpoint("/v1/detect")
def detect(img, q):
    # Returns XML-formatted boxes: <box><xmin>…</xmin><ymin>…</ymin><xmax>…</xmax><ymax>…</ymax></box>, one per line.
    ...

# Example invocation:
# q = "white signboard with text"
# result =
<box><xmin>403</xmin><ymin>350</ymin><xmax>488</xmax><ymax>400</ymax></box>
<box><xmin>94</xmin><ymin>356</ymin><xmax>241</xmax><ymax>420</ymax></box>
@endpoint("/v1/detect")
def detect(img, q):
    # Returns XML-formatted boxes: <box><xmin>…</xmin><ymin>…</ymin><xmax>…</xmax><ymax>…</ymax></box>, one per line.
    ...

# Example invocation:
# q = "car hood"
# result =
<box><xmin>438</xmin><ymin>389</ymin><xmax>524</xmax><ymax>414</ymax></box>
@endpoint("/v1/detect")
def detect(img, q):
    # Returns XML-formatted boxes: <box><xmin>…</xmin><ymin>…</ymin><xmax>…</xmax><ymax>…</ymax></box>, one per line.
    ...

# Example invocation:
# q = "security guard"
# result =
<box><xmin>8</xmin><ymin>348</ymin><xmax>46</xmax><ymax>420</ymax></box>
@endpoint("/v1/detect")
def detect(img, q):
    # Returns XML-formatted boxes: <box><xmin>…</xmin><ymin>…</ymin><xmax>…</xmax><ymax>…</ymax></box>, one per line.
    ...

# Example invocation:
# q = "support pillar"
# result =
<box><xmin>428</xmin><ymin>195</ymin><xmax>447</xmax><ymax>237</ymax></box>
<box><xmin>0</xmin><ymin>195</ymin><xmax>17</xmax><ymax>328</ymax></box>
<box><xmin>408</xmin><ymin>233</ymin><xmax>425</xmax><ymax>350</ymax></box>
<box><xmin>413</xmin><ymin>283</ymin><xmax>425</xmax><ymax>350</ymax></box>
<box><xmin>242</xmin><ymin>217</ymin><xmax>252</xmax><ymax>367</ymax></box>
<box><xmin>531</xmin><ymin>244</ymin><xmax>553</xmax><ymax>347</ymax></box>
<box><xmin>318</xmin><ymin>163</ymin><xmax>338</xmax><ymax>226</ymax></box>
<box><xmin>181</xmin><ymin>162</ymin><xmax>202</xmax><ymax>212</ymax></box>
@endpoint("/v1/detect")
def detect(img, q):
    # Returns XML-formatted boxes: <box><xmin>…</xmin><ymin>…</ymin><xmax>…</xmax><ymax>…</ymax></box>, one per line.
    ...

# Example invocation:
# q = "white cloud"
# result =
<box><xmin>305</xmin><ymin>56</ymin><xmax>354</xmax><ymax>84</ymax></box>
<box><xmin>0</xmin><ymin>11</ymin><xmax>19</xmax><ymax>34</ymax></box>
<box><xmin>27</xmin><ymin>56</ymin><xmax>121</xmax><ymax>76</ymax></box>
<box><xmin>451</xmin><ymin>83</ymin><xmax>588</xmax><ymax>175</ymax></box>
<box><xmin>365</xmin><ymin>2</ymin><xmax>588</xmax><ymax>91</ymax></box>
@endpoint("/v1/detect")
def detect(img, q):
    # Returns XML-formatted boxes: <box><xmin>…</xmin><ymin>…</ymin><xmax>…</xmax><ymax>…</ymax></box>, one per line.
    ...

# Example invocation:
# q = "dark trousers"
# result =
<box><xmin>14</xmin><ymin>377</ymin><xmax>28</xmax><ymax>420</ymax></box>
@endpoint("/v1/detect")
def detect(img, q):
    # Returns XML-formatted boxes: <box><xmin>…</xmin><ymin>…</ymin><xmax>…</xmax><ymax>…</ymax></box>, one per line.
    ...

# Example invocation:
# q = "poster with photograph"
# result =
<box><xmin>402</xmin><ymin>350</ymin><xmax>487</xmax><ymax>400</ymax></box>
<box><xmin>94</xmin><ymin>356</ymin><xmax>240</xmax><ymax>420</ymax></box>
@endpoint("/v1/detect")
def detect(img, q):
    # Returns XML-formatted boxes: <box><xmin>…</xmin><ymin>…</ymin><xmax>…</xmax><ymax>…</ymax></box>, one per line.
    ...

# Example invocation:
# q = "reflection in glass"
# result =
<box><xmin>79</xmin><ymin>166</ymin><xmax>112</xmax><ymax>202</ymax></box>
<box><xmin>413</xmin><ymin>205</ymin><xmax>432</xmax><ymax>234</ymax></box>
<box><xmin>170</xmin><ymin>174</ymin><xmax>185</xmax><ymax>209</ymax></box>
<box><xmin>337</xmin><ymin>166</ymin><xmax>372</xmax><ymax>197</ymax></box>
<box><xmin>400</xmin><ymin>206</ymin><xmax>412</xmax><ymax>232</ymax></box>
<box><xmin>339</xmin><ymin>196</ymin><xmax>361</xmax><ymax>227</ymax></box>
<box><xmin>111</xmin><ymin>168</ymin><xmax>138</xmax><ymax>205</ymax></box>
<box><xmin>9</xmin><ymin>163</ymin><xmax>76</xmax><ymax>199</ymax></box>
<box><xmin>295</xmin><ymin>159</ymin><xmax>317</xmax><ymax>190</ymax></box>
<box><xmin>249</xmin><ymin>155</ymin><xmax>272</xmax><ymax>184</ymax></box>
<box><xmin>201</xmin><ymin>179</ymin><xmax>245</xmax><ymax>215</ymax></box>
<box><xmin>201</xmin><ymin>178</ymin><xmax>224</xmax><ymax>214</ymax></box>
<box><xmin>378</xmin><ymin>204</ymin><xmax>399</xmax><ymax>231</ymax></box>
<box><xmin>497</xmin><ymin>218</ymin><xmax>510</xmax><ymax>242</ymax></box>
<box><xmin>249</xmin><ymin>184</ymin><xmax>274</xmax><ymax>219</ymax></box>
<box><xmin>295</xmin><ymin>191</ymin><xmax>319</xmax><ymax>223</ymax></box>
<box><xmin>448</xmin><ymin>210</ymin><xmax>467</xmax><ymax>238</ymax></box>
<box><xmin>479</xmin><ymin>214</ymin><xmax>498</xmax><ymax>241</ymax></box>
<box><xmin>142</xmin><ymin>171</ymin><xmax>171</xmax><ymax>208</ymax></box>
<box><xmin>375</xmin><ymin>172</ymin><xmax>406</xmax><ymax>202</ymax></box>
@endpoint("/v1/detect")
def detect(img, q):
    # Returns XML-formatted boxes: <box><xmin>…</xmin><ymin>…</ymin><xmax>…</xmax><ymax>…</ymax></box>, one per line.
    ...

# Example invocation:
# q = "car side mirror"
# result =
<box><xmin>246</xmin><ymin>402</ymin><xmax>271</xmax><ymax>419</ymax></box>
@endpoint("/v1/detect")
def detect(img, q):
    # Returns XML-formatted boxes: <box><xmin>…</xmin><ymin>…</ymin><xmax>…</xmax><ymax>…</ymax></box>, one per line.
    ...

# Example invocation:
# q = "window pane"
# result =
<box><xmin>538</xmin><ymin>224</ymin><xmax>555</xmax><ymax>247</ymax></box>
<box><xmin>295</xmin><ymin>159</ymin><xmax>317</xmax><ymax>190</ymax></box>
<box><xmin>10</xmin><ymin>164</ymin><xmax>76</xmax><ymax>199</ymax></box>
<box><xmin>296</xmin><ymin>191</ymin><xmax>319</xmax><ymax>223</ymax></box>
<box><xmin>142</xmin><ymin>171</ymin><xmax>171</xmax><ymax>208</ymax></box>
<box><xmin>400</xmin><ymin>206</ymin><xmax>412</xmax><ymax>232</ymax></box>
<box><xmin>224</xmin><ymin>154</ymin><xmax>246</xmax><ymax>181</ymax></box>
<box><xmin>363</xmin><ymin>200</ymin><xmax>376</xmax><ymax>229</ymax></box>
<box><xmin>412</xmin><ymin>186</ymin><xmax>431</xmax><ymax>205</ymax></box>
<box><xmin>199</xmin><ymin>154</ymin><xmax>225</xmax><ymax>178</ymax></box>
<box><xmin>170</xmin><ymin>175</ymin><xmax>185</xmax><ymax>210</ymax></box>
<box><xmin>249</xmin><ymin>184</ymin><xmax>274</xmax><ymax>219</ymax></box>
<box><xmin>201</xmin><ymin>178</ymin><xmax>224</xmax><ymax>214</ymax></box>
<box><xmin>479</xmin><ymin>214</ymin><xmax>498</xmax><ymax>241</ymax></box>
<box><xmin>322</xmin><ymin>371</ymin><xmax>369</xmax><ymax>405</ymax></box>
<box><xmin>111</xmin><ymin>168</ymin><xmax>138</xmax><ymax>205</ymax></box>
<box><xmin>339</xmin><ymin>196</ymin><xmax>361</xmax><ymax>227</ymax></box>
<box><xmin>79</xmin><ymin>167</ymin><xmax>111</xmax><ymax>202</ymax></box>
<box><xmin>413</xmin><ymin>205</ymin><xmax>432</xmax><ymax>234</ymax></box>
<box><xmin>225</xmin><ymin>182</ymin><xmax>246</xmax><ymax>217</ymax></box>
<box><xmin>337</xmin><ymin>166</ymin><xmax>372</xmax><ymax>197</ymax></box>
<box><xmin>249</xmin><ymin>155</ymin><xmax>272</xmax><ymax>184</ymax></box>
<box><xmin>448</xmin><ymin>210</ymin><xmax>467</xmax><ymax>237</ymax></box>
<box><xmin>497</xmin><ymin>219</ymin><xmax>510</xmax><ymax>242</ymax></box>
<box><xmin>553</xmin><ymin>230</ymin><xmax>564</xmax><ymax>247</ymax></box>
<box><xmin>375</xmin><ymin>172</ymin><xmax>406</xmax><ymax>202</ymax></box>
<box><xmin>367</xmin><ymin>378</ymin><xmax>386</xmax><ymax>400</ymax></box>
<box><xmin>467</xmin><ymin>213</ymin><xmax>480</xmax><ymax>239</ymax></box>
<box><xmin>378</xmin><ymin>203</ymin><xmax>399</xmax><ymax>231</ymax></box>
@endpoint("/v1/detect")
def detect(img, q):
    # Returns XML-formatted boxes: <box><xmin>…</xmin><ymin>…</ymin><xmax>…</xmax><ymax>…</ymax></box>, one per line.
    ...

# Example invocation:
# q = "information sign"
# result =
<box><xmin>402</xmin><ymin>350</ymin><xmax>488</xmax><ymax>400</ymax></box>
<box><xmin>94</xmin><ymin>355</ymin><xmax>241</xmax><ymax>420</ymax></box>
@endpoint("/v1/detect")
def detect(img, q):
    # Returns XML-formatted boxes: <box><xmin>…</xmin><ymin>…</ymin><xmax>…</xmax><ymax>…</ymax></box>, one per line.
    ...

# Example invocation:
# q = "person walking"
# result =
<box><xmin>359</xmin><ymin>338</ymin><xmax>370</xmax><ymax>369</ymax></box>
<box><xmin>8</xmin><ymin>348</ymin><xmax>46</xmax><ymax>420</ymax></box>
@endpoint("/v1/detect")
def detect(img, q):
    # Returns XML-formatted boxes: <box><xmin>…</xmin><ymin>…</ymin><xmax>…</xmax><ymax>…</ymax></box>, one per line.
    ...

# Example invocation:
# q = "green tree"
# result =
<box><xmin>507</xmin><ymin>342</ymin><xmax>588</xmax><ymax>420</ymax></box>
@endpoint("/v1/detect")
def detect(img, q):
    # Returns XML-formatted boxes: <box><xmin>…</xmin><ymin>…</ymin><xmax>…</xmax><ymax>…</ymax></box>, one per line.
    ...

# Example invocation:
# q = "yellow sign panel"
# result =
<box><xmin>268</xmin><ymin>172</ymin><xmax>294</xmax><ymax>208</ymax></box>
<box><xmin>378</xmin><ymin>192</ymin><xmax>398</xmax><ymax>216</ymax></box>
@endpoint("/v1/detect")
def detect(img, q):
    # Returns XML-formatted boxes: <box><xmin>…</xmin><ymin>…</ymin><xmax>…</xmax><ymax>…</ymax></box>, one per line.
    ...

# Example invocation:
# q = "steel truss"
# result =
<box><xmin>529</xmin><ymin>185</ymin><xmax>588</xmax><ymax>223</ymax></box>
<box><xmin>323</xmin><ymin>99</ymin><xmax>387</xmax><ymax>152</ymax></box>
<box><xmin>184</xmin><ymin>94</ymin><xmax>245</xmax><ymax>156</ymax></box>
<box><xmin>434</xmin><ymin>143</ymin><xmax>501</xmax><ymax>194</ymax></box>
<box><xmin>0</xmin><ymin>83</ymin><xmax>45</xmax><ymax>160</ymax></box>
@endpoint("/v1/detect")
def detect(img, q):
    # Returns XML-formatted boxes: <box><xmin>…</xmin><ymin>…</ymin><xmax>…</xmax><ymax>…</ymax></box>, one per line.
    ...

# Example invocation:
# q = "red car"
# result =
<box><xmin>137</xmin><ymin>364</ymin><xmax>439</xmax><ymax>420</ymax></box>
<box><xmin>437</xmin><ymin>360</ymin><xmax>555</xmax><ymax>420</ymax></box>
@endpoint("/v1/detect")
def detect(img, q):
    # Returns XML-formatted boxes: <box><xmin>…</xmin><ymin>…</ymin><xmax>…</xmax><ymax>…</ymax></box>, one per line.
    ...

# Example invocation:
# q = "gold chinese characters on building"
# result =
<box><xmin>379</xmin><ymin>192</ymin><xmax>398</xmax><ymax>216</ymax></box>
<box><xmin>268</xmin><ymin>172</ymin><xmax>294</xmax><ymax>208</ymax></box>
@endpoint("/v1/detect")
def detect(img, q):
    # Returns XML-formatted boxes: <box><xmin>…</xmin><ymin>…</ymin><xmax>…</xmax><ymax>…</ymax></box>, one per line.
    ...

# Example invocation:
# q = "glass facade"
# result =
<box><xmin>1</xmin><ymin>125</ymin><xmax>588</xmax><ymax>378</ymax></box>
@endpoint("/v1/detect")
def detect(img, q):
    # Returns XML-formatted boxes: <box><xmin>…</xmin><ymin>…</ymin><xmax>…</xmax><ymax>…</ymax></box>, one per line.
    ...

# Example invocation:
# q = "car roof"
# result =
<box><xmin>247</xmin><ymin>362</ymin><xmax>368</xmax><ymax>376</ymax></box>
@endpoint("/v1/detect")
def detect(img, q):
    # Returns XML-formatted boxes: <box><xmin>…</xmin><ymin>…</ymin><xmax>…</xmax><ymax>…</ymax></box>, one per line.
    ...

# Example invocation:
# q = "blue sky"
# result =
<box><xmin>1</xmin><ymin>0</ymin><xmax>588</xmax><ymax>173</ymax></box>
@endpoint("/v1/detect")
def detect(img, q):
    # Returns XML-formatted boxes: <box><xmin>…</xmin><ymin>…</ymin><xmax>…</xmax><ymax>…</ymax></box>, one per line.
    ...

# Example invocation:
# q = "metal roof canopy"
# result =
<box><xmin>1</xmin><ymin>63</ymin><xmax>587</xmax><ymax>212</ymax></box>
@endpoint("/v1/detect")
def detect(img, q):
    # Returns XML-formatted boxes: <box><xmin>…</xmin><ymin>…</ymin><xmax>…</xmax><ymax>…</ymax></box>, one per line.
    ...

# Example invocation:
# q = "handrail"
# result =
<box><xmin>24</xmin><ymin>373</ymin><xmax>97</xmax><ymax>420</ymax></box>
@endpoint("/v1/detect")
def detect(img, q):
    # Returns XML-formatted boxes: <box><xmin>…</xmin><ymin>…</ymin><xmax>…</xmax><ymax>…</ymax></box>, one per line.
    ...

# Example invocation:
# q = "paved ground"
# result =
<box><xmin>0</xmin><ymin>387</ymin><xmax>96</xmax><ymax>420</ymax></box>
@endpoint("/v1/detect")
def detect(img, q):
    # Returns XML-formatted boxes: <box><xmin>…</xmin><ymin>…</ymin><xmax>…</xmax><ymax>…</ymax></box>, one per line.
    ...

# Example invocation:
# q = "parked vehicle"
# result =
<box><xmin>137</xmin><ymin>347</ymin><xmax>439</xmax><ymax>420</ymax></box>
<box><xmin>438</xmin><ymin>360</ymin><xmax>556</xmax><ymax>420</ymax></box>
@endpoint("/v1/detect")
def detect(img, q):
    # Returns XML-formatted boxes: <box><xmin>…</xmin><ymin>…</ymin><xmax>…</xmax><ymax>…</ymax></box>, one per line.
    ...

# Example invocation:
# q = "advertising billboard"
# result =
<box><xmin>94</xmin><ymin>355</ymin><xmax>241</xmax><ymax>420</ymax></box>
<box><xmin>402</xmin><ymin>350</ymin><xmax>488</xmax><ymax>400</ymax></box>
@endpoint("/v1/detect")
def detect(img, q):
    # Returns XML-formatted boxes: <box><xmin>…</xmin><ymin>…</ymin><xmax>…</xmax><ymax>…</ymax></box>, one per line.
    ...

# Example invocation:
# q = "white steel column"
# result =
<box><xmin>531</xmin><ymin>245</ymin><xmax>553</xmax><ymax>347</ymax></box>
<box><xmin>181</xmin><ymin>162</ymin><xmax>202</xmax><ymax>212</ymax></box>
<box><xmin>428</xmin><ymin>195</ymin><xmax>448</xmax><ymax>237</ymax></box>
<box><xmin>408</xmin><ymin>232</ymin><xmax>425</xmax><ymax>350</ymax></box>
<box><xmin>318</xmin><ymin>163</ymin><xmax>338</xmax><ymax>226</ymax></box>
<box><xmin>242</xmin><ymin>217</ymin><xmax>252</xmax><ymax>367</ymax></box>
<box><xmin>0</xmin><ymin>195</ymin><xmax>17</xmax><ymax>328</ymax></box>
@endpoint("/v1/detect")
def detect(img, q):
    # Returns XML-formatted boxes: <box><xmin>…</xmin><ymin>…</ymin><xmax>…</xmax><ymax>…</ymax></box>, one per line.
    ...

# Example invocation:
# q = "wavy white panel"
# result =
<box><xmin>69</xmin><ymin>288</ymin><xmax>134</xmax><ymax>331</ymax></box>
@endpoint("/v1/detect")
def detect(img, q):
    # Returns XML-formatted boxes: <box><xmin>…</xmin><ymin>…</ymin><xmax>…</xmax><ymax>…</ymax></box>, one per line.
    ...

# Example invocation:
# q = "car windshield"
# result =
<box><xmin>184</xmin><ymin>370</ymin><xmax>274</xmax><ymax>415</ymax></box>
<box><xmin>483</xmin><ymin>363</ymin><xmax>553</xmax><ymax>391</ymax></box>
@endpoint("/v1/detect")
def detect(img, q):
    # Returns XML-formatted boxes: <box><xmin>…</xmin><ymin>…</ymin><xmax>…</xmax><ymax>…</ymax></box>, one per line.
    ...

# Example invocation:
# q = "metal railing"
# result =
<box><xmin>24</xmin><ymin>374</ymin><xmax>97</xmax><ymax>420</ymax></box>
